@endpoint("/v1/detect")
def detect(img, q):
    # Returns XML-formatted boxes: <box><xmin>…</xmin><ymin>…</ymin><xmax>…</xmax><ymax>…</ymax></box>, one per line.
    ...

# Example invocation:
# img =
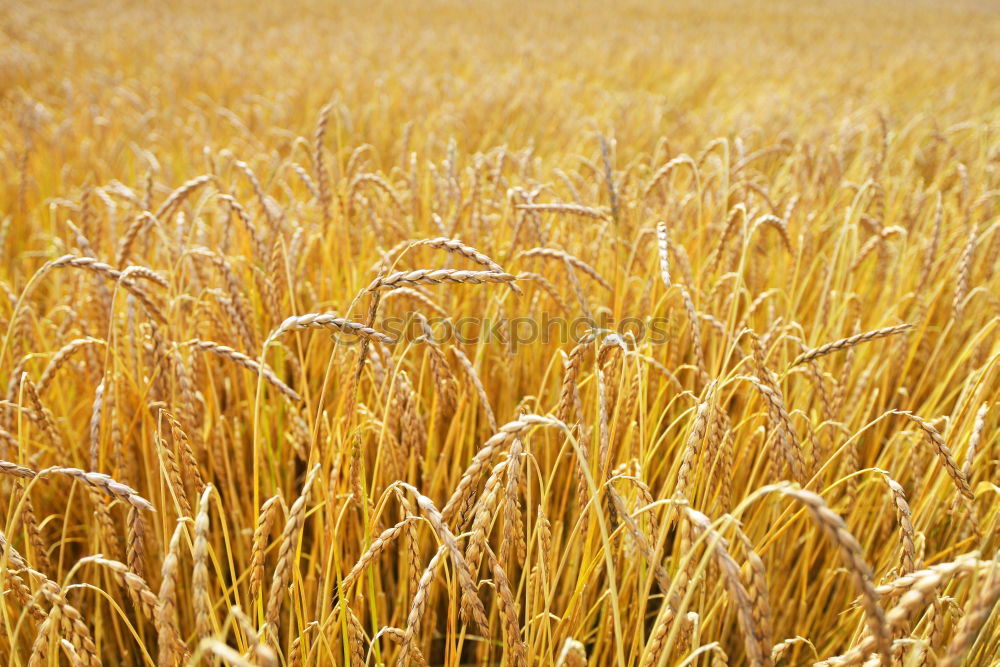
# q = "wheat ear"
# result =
<box><xmin>265</xmin><ymin>464</ymin><xmax>320</xmax><ymax>631</ymax></box>
<box><xmin>789</xmin><ymin>324</ymin><xmax>913</xmax><ymax>367</ymax></box>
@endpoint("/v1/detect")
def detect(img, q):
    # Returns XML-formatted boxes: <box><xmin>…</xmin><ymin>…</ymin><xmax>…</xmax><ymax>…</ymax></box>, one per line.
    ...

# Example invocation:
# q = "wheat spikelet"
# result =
<box><xmin>734</xmin><ymin>526</ymin><xmax>772</xmax><ymax>665</ymax></box>
<box><xmin>265</xmin><ymin>464</ymin><xmax>320</xmax><ymax>630</ymax></box>
<box><xmin>313</xmin><ymin>102</ymin><xmax>333</xmax><ymax>224</ymax></box>
<box><xmin>889</xmin><ymin>410</ymin><xmax>976</xmax><ymax>510</ymax></box>
<box><xmin>655</xmin><ymin>221</ymin><xmax>672</xmax><ymax>288</ymax></box>
<box><xmin>48</xmin><ymin>255</ymin><xmax>167</xmax><ymax>322</ymax></box>
<box><xmin>217</xmin><ymin>193</ymin><xmax>268</xmax><ymax>264</ymax></box>
<box><xmin>707</xmin><ymin>205</ymin><xmax>746</xmax><ymax>274</ymax></box>
<box><xmin>606</xmin><ymin>486</ymin><xmax>674</xmax><ymax>598</ymax></box>
<box><xmin>28</xmin><ymin>610</ymin><xmax>55</xmax><ymax>667</ymax></box>
<box><xmin>952</xmin><ymin>224</ymin><xmax>977</xmax><ymax>322</ymax></box>
<box><xmin>368</xmin><ymin>268</ymin><xmax>518</xmax><ymax>292</ymax></box>
<box><xmin>370</xmin><ymin>239</ymin><xmax>414</xmax><ymax>272</ymax></box>
<box><xmin>420</xmin><ymin>339</ymin><xmax>457</xmax><ymax>418</ymax></box>
<box><xmin>349</xmin><ymin>173</ymin><xmax>407</xmax><ymax>216</ymax></box>
<box><xmin>555</xmin><ymin>339</ymin><xmax>590</xmax><ymax>425</ymax></box>
<box><xmin>120</xmin><ymin>264</ymin><xmax>170</xmax><ymax>288</ymax></box>
<box><xmin>287</xmin><ymin>628</ymin><xmax>306</xmax><ymax>667</ymax></box>
<box><xmin>507</xmin><ymin>437</ymin><xmax>527</xmax><ymax>564</ymax></box>
<box><xmin>816</xmin><ymin>558</ymin><xmax>986</xmax><ymax>666</ymax></box>
<box><xmin>233</xmin><ymin>158</ymin><xmax>278</xmax><ymax>226</ymax></box>
<box><xmin>396</xmin><ymin>546</ymin><xmax>446</xmax><ymax>667</ymax></box>
<box><xmin>451</xmin><ymin>346</ymin><xmax>497</xmax><ymax>432</ymax></box>
<box><xmin>411</xmin><ymin>236</ymin><xmax>524</xmax><ymax>295</ymax></box>
<box><xmin>249</xmin><ymin>493</ymin><xmax>283</xmax><ymax>603</ymax></box>
<box><xmin>937</xmin><ymin>563</ymin><xmax>1000</xmax><ymax>667</ymax></box>
<box><xmin>87</xmin><ymin>556</ymin><xmax>159</xmax><ymax>623</ymax></box>
<box><xmin>0</xmin><ymin>528</ymin><xmax>45</xmax><ymax>620</ymax></box>
<box><xmin>848</xmin><ymin>229</ymin><xmax>887</xmax><ymax>273</ymax></box>
<box><xmin>288</xmin><ymin>162</ymin><xmax>321</xmax><ymax>201</ymax></box>
<box><xmin>680</xmin><ymin>286</ymin><xmax>708</xmax><ymax>384</ymax></box>
<box><xmin>377</xmin><ymin>627</ymin><xmax>429</xmax><ymax>667</ymax></box>
<box><xmin>337</xmin><ymin>603</ymin><xmax>367</xmax><ymax>667</ymax></box>
<box><xmin>560</xmin><ymin>253</ymin><xmax>595</xmax><ymax>319</ymax></box>
<box><xmin>126</xmin><ymin>506</ymin><xmax>147</xmax><ymax>584</ymax></box>
<box><xmin>35</xmin><ymin>467</ymin><xmax>154</xmax><ymax>511</ymax></box>
<box><xmin>21</xmin><ymin>374</ymin><xmax>61</xmax><ymax>448</ymax></box>
<box><xmin>465</xmin><ymin>458</ymin><xmax>508</xmax><ymax>574</ymax></box>
<box><xmin>962</xmin><ymin>401</ymin><xmax>987</xmax><ymax>482</ymax></box>
<box><xmin>832</xmin><ymin>327</ymin><xmax>859</xmax><ymax>417</ymax></box>
<box><xmin>88</xmin><ymin>378</ymin><xmax>105</xmax><ymax>470</ymax></box>
<box><xmin>412</xmin><ymin>236</ymin><xmax>504</xmax><ymax>271</ymax></box>
<box><xmin>877</xmin><ymin>471</ymin><xmax>917</xmax><ymax>575</ymax></box>
<box><xmin>396</xmin><ymin>482</ymin><xmax>489</xmax><ymax>634</ymax></box>
<box><xmin>14</xmin><ymin>485</ymin><xmax>51</xmax><ymax>574</ymax></box>
<box><xmin>115</xmin><ymin>211</ymin><xmax>155</xmax><ymax>268</ymax></box>
<box><xmin>268</xmin><ymin>313</ymin><xmax>395</xmax><ymax>344</ymax></box>
<box><xmin>742</xmin><ymin>376</ymin><xmax>807</xmax><ymax>483</ymax></box>
<box><xmin>770</xmin><ymin>486</ymin><xmax>891</xmax><ymax>666</ymax></box>
<box><xmin>193</xmin><ymin>485</ymin><xmax>214</xmax><ymax>640</ymax></box>
<box><xmin>157</xmin><ymin>428</ymin><xmax>193</xmax><ymax>518</ymax></box>
<box><xmin>519</xmin><ymin>247</ymin><xmax>612</xmax><ymax>291</ymax></box>
<box><xmin>0</xmin><ymin>399</ymin><xmax>46</xmax><ymax>431</ymax></box>
<box><xmin>389</xmin><ymin>486</ymin><xmax>423</xmax><ymax>603</ymax></box>
<box><xmin>200</xmin><ymin>639</ymin><xmax>259</xmax><ymax>666</ymax></box>
<box><xmin>641</xmin><ymin>516</ymin><xmax>702</xmax><ymax>664</ymax></box>
<box><xmin>87</xmin><ymin>486</ymin><xmax>123</xmax><ymax>561</ymax></box>
<box><xmin>186</xmin><ymin>338</ymin><xmax>301</xmax><ymax>401</ymax></box>
<box><xmin>154</xmin><ymin>174</ymin><xmax>213</xmax><ymax>221</ymax></box>
<box><xmin>705</xmin><ymin>401</ymin><xmax>734</xmax><ymax>510</ymax></box>
<box><xmin>36</xmin><ymin>337</ymin><xmax>105</xmax><ymax>395</ymax></box>
<box><xmin>160</xmin><ymin>409</ymin><xmax>206</xmax><ymax>495</ymax></box>
<box><xmin>490</xmin><ymin>548</ymin><xmax>528</xmax><ymax>667</ymax></box>
<box><xmin>193</xmin><ymin>249</ymin><xmax>258</xmax><ymax>348</ymax></box>
<box><xmin>682</xmin><ymin>507</ymin><xmax>769</xmax><ymax>667</ymax></box>
<box><xmin>230</xmin><ymin>605</ymin><xmax>277</xmax><ymax>667</ymax></box>
<box><xmin>510</xmin><ymin>185</ymin><xmax>548</xmax><ymax>245</ymax></box>
<box><xmin>348</xmin><ymin>437</ymin><xmax>366</xmax><ymax>516</ymax></box>
<box><xmin>769</xmin><ymin>636</ymin><xmax>815</xmax><ymax>664</ymax></box>
<box><xmin>873</xmin><ymin>555</ymin><xmax>993</xmax><ymax>601</ymax></box>
<box><xmin>515</xmin><ymin>202</ymin><xmax>611</xmax><ymax>220</ymax></box>
<box><xmin>441</xmin><ymin>415</ymin><xmax>566</xmax><ymax>527</ymax></box>
<box><xmin>749</xmin><ymin>214</ymin><xmax>794</xmax><ymax>255</ymax></box>
<box><xmin>395</xmin><ymin>370</ymin><xmax>427</xmax><ymax>465</ymax></box>
<box><xmin>643</xmin><ymin>154</ymin><xmax>699</xmax><ymax>199</ymax></box>
<box><xmin>914</xmin><ymin>191</ymin><xmax>944</xmax><ymax>294</ymax></box>
<box><xmin>0</xmin><ymin>459</ymin><xmax>36</xmax><ymax>479</ymax></box>
<box><xmin>789</xmin><ymin>324</ymin><xmax>913</xmax><ymax>367</ymax></box>
<box><xmin>157</xmin><ymin>520</ymin><xmax>186</xmax><ymax>667</ymax></box>
<box><xmin>38</xmin><ymin>579</ymin><xmax>101</xmax><ymax>667</ymax></box>
<box><xmin>676</xmin><ymin>398</ymin><xmax>711</xmax><ymax>498</ymax></box>
<box><xmin>340</xmin><ymin>516</ymin><xmax>417</xmax><ymax>591</ymax></box>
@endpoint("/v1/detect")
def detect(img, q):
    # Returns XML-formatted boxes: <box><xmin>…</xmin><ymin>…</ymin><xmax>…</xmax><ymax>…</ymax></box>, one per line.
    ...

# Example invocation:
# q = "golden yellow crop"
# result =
<box><xmin>1</xmin><ymin>1</ymin><xmax>998</xmax><ymax>665</ymax></box>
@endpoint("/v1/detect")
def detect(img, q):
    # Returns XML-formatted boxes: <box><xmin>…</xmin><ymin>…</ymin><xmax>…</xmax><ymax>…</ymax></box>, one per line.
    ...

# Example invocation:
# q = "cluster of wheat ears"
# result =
<box><xmin>1</xmin><ymin>1</ymin><xmax>999</xmax><ymax>666</ymax></box>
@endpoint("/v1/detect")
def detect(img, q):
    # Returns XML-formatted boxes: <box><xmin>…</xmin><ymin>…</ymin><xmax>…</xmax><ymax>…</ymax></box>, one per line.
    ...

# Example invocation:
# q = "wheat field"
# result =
<box><xmin>1</xmin><ymin>0</ymin><xmax>999</xmax><ymax>665</ymax></box>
